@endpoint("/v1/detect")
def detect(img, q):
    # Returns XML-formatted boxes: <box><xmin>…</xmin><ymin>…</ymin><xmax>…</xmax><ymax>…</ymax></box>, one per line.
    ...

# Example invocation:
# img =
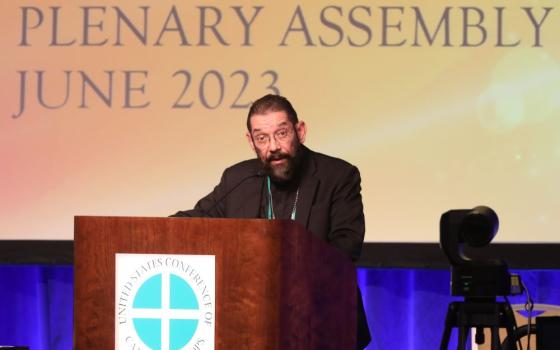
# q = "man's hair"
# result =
<box><xmin>246</xmin><ymin>94</ymin><xmax>298</xmax><ymax>131</ymax></box>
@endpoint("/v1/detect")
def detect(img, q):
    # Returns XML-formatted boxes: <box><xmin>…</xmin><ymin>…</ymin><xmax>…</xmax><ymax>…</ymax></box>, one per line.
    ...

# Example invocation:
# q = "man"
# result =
<box><xmin>173</xmin><ymin>94</ymin><xmax>371</xmax><ymax>349</ymax></box>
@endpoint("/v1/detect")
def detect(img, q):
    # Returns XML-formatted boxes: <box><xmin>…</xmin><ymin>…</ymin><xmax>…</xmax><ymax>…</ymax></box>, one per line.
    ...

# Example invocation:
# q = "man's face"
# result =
<box><xmin>246</xmin><ymin>110</ymin><xmax>307</xmax><ymax>182</ymax></box>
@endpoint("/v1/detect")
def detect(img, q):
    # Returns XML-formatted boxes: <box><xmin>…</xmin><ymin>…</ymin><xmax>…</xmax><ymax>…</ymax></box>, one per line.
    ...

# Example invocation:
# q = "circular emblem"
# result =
<box><xmin>116</xmin><ymin>254</ymin><xmax>215</xmax><ymax>350</ymax></box>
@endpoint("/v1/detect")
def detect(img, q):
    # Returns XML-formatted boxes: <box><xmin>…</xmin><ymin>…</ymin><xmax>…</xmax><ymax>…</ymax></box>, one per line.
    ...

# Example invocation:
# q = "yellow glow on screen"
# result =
<box><xmin>1</xmin><ymin>1</ymin><xmax>559</xmax><ymax>242</ymax></box>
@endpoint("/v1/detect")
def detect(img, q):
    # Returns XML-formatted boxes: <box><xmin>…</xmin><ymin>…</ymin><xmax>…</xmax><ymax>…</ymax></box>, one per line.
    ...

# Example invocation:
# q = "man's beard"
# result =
<box><xmin>260</xmin><ymin>145</ymin><xmax>302</xmax><ymax>183</ymax></box>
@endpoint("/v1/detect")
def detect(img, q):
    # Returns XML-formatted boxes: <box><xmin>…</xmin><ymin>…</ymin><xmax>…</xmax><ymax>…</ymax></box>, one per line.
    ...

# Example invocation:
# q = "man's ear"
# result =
<box><xmin>246</xmin><ymin>131</ymin><xmax>256</xmax><ymax>152</ymax></box>
<box><xmin>295</xmin><ymin>121</ymin><xmax>307</xmax><ymax>143</ymax></box>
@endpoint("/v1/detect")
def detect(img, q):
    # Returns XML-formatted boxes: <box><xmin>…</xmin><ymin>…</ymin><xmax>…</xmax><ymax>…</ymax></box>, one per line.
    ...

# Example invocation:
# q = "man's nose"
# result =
<box><xmin>268</xmin><ymin>136</ymin><xmax>280</xmax><ymax>152</ymax></box>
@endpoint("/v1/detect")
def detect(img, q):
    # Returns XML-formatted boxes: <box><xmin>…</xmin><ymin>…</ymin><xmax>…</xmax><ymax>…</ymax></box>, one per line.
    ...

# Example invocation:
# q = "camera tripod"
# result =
<box><xmin>440</xmin><ymin>298</ymin><xmax>518</xmax><ymax>350</ymax></box>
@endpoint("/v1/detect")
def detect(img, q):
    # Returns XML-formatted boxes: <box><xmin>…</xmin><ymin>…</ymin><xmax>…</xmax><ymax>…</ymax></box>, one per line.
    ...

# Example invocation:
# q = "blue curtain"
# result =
<box><xmin>0</xmin><ymin>265</ymin><xmax>73</xmax><ymax>350</ymax></box>
<box><xmin>1</xmin><ymin>265</ymin><xmax>558</xmax><ymax>350</ymax></box>
<box><xmin>359</xmin><ymin>268</ymin><xmax>560</xmax><ymax>349</ymax></box>
<box><xmin>359</xmin><ymin>268</ymin><xmax>461</xmax><ymax>349</ymax></box>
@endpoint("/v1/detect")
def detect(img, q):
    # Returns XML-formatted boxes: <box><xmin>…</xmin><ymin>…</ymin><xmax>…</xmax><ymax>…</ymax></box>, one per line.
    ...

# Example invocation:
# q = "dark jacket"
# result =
<box><xmin>173</xmin><ymin>146</ymin><xmax>371</xmax><ymax>348</ymax></box>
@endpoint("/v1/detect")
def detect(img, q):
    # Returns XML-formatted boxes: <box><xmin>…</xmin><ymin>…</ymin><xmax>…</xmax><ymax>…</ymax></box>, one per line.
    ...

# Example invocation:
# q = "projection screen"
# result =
<box><xmin>1</xmin><ymin>1</ymin><xmax>559</xmax><ymax>242</ymax></box>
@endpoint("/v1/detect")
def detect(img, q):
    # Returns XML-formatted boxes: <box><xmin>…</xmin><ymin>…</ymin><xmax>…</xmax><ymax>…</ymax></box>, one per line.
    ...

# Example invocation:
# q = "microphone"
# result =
<box><xmin>171</xmin><ymin>169</ymin><xmax>265</xmax><ymax>218</ymax></box>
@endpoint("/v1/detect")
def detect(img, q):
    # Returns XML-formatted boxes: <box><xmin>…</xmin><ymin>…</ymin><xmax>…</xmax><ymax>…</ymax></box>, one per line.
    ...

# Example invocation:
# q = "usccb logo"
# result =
<box><xmin>116</xmin><ymin>254</ymin><xmax>215</xmax><ymax>350</ymax></box>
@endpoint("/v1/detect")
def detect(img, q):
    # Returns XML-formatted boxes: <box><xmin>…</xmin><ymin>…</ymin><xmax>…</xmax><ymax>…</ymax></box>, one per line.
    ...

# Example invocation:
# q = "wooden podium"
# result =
<box><xmin>74</xmin><ymin>216</ymin><xmax>357</xmax><ymax>349</ymax></box>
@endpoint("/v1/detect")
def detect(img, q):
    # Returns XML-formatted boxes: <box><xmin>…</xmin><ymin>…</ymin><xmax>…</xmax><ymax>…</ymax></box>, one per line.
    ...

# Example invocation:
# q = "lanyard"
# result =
<box><xmin>266</xmin><ymin>176</ymin><xmax>298</xmax><ymax>220</ymax></box>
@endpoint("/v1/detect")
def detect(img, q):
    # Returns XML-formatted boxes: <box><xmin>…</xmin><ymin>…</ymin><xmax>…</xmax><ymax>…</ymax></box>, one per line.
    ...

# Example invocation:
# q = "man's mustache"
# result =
<box><xmin>267</xmin><ymin>153</ymin><xmax>290</xmax><ymax>162</ymax></box>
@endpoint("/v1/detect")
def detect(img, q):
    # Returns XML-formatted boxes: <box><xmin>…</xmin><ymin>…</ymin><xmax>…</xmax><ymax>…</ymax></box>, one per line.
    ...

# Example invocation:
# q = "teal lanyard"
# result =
<box><xmin>266</xmin><ymin>176</ymin><xmax>298</xmax><ymax>220</ymax></box>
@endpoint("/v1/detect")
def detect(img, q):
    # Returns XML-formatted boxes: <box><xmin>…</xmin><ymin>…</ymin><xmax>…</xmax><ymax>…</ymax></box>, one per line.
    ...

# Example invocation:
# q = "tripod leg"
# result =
<box><xmin>441</xmin><ymin>303</ymin><xmax>457</xmax><ymax>350</ymax></box>
<box><xmin>440</xmin><ymin>325</ymin><xmax>452</xmax><ymax>350</ymax></box>
<box><xmin>504</xmin><ymin>308</ymin><xmax>517</xmax><ymax>349</ymax></box>
<box><xmin>490</xmin><ymin>326</ymin><xmax>500</xmax><ymax>350</ymax></box>
<box><xmin>458</xmin><ymin>326</ymin><xmax>469</xmax><ymax>350</ymax></box>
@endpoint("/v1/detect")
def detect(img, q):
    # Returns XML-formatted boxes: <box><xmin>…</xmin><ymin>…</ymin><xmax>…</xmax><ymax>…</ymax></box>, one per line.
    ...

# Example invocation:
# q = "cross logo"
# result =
<box><xmin>116</xmin><ymin>254</ymin><xmax>215</xmax><ymax>350</ymax></box>
<box><xmin>131</xmin><ymin>273</ymin><xmax>201</xmax><ymax>349</ymax></box>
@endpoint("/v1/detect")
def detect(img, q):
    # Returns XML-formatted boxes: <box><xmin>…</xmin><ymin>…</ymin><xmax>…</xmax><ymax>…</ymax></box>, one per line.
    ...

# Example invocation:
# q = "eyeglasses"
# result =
<box><xmin>252</xmin><ymin>127</ymin><xmax>294</xmax><ymax>146</ymax></box>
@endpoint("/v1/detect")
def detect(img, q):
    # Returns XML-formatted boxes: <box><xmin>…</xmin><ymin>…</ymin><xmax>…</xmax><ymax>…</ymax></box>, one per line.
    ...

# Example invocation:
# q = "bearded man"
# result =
<box><xmin>172</xmin><ymin>94</ymin><xmax>371</xmax><ymax>349</ymax></box>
